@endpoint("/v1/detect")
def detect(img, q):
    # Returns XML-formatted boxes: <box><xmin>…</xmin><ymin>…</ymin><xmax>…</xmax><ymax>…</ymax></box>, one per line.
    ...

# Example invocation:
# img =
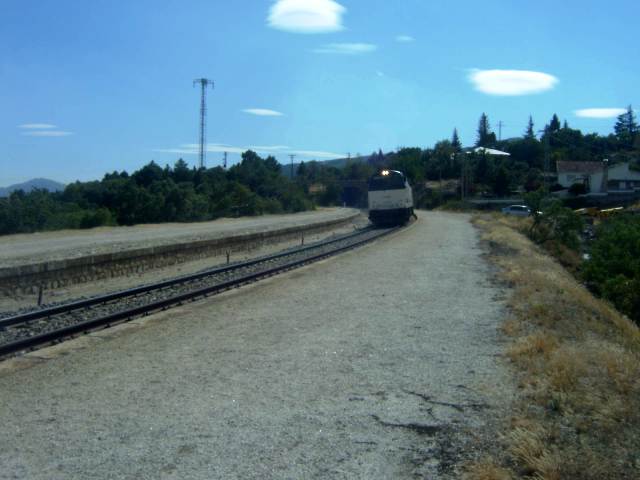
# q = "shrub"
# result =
<box><xmin>583</xmin><ymin>215</ymin><xmax>640</xmax><ymax>323</ymax></box>
<box><xmin>524</xmin><ymin>190</ymin><xmax>583</xmax><ymax>250</ymax></box>
<box><xmin>568</xmin><ymin>182</ymin><xmax>588</xmax><ymax>196</ymax></box>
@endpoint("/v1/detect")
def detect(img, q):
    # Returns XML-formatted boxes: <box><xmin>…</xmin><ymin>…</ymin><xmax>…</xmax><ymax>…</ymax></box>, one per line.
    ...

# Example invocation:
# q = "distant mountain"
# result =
<box><xmin>0</xmin><ymin>178</ymin><xmax>65</xmax><ymax>197</ymax></box>
<box><xmin>282</xmin><ymin>155</ymin><xmax>368</xmax><ymax>178</ymax></box>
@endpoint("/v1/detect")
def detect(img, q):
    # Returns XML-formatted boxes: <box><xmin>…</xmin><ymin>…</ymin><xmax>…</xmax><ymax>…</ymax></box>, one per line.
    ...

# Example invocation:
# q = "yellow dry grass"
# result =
<box><xmin>467</xmin><ymin>213</ymin><xmax>640</xmax><ymax>480</ymax></box>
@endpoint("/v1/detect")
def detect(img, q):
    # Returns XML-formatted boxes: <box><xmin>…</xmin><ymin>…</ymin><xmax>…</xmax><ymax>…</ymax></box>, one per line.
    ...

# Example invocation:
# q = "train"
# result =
<box><xmin>367</xmin><ymin>169</ymin><xmax>415</xmax><ymax>226</ymax></box>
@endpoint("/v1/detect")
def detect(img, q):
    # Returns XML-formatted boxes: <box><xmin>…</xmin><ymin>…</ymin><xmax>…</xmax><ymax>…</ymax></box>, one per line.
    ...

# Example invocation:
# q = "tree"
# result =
<box><xmin>614</xmin><ymin>105</ymin><xmax>639</xmax><ymax>149</ymax></box>
<box><xmin>583</xmin><ymin>215</ymin><xmax>640</xmax><ymax>323</ymax></box>
<box><xmin>451</xmin><ymin>128</ymin><xmax>462</xmax><ymax>151</ymax></box>
<box><xmin>548</xmin><ymin>114</ymin><xmax>561</xmax><ymax>133</ymax></box>
<box><xmin>524</xmin><ymin>116</ymin><xmax>535</xmax><ymax>139</ymax></box>
<box><xmin>524</xmin><ymin>190</ymin><xmax>583</xmax><ymax>249</ymax></box>
<box><xmin>476</xmin><ymin>113</ymin><xmax>497</xmax><ymax>147</ymax></box>
<box><xmin>492</xmin><ymin>165</ymin><xmax>510</xmax><ymax>196</ymax></box>
<box><xmin>133</xmin><ymin>161</ymin><xmax>165</xmax><ymax>187</ymax></box>
<box><xmin>171</xmin><ymin>158</ymin><xmax>193</xmax><ymax>183</ymax></box>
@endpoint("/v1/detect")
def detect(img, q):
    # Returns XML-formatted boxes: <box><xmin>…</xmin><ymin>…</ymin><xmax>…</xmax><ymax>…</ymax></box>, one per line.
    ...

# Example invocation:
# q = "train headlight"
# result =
<box><xmin>381</xmin><ymin>170</ymin><xmax>389</xmax><ymax>176</ymax></box>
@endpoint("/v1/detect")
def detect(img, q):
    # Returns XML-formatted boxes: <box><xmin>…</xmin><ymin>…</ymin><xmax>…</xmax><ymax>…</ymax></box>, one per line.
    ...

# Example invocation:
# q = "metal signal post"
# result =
<box><xmin>193</xmin><ymin>78</ymin><xmax>214</xmax><ymax>169</ymax></box>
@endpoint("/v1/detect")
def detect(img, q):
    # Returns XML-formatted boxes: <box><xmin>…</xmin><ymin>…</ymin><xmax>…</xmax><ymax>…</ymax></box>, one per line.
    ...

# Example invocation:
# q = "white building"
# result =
<box><xmin>557</xmin><ymin>160</ymin><xmax>640</xmax><ymax>194</ymax></box>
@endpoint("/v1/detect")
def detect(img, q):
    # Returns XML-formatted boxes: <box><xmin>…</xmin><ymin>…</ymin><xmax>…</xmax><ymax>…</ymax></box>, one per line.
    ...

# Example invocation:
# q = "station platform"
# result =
<box><xmin>0</xmin><ymin>208</ymin><xmax>360</xmax><ymax>269</ymax></box>
<box><xmin>0</xmin><ymin>208</ymin><xmax>361</xmax><ymax>304</ymax></box>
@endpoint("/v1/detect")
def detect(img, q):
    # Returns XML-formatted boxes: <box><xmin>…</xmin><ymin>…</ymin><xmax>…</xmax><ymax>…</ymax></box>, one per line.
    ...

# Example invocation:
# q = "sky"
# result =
<box><xmin>1</xmin><ymin>0</ymin><xmax>639</xmax><ymax>185</ymax></box>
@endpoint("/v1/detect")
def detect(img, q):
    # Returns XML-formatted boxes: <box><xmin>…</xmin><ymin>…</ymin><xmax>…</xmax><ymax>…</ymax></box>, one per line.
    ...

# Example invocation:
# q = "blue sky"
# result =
<box><xmin>1</xmin><ymin>0</ymin><xmax>639</xmax><ymax>185</ymax></box>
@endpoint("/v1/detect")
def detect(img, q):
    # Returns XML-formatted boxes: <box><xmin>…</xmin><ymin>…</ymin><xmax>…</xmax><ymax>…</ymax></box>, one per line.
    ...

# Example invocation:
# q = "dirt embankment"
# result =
<box><xmin>467</xmin><ymin>214</ymin><xmax>640</xmax><ymax>480</ymax></box>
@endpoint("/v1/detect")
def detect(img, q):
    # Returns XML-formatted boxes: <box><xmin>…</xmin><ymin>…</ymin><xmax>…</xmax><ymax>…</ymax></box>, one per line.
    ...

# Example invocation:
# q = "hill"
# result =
<box><xmin>282</xmin><ymin>155</ymin><xmax>368</xmax><ymax>178</ymax></box>
<box><xmin>0</xmin><ymin>178</ymin><xmax>65</xmax><ymax>197</ymax></box>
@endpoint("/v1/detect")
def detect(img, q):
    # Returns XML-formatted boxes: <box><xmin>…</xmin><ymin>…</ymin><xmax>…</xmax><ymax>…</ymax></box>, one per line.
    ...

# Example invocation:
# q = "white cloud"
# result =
<box><xmin>574</xmin><ymin>108</ymin><xmax>626</xmax><ymax>119</ymax></box>
<box><xmin>268</xmin><ymin>0</ymin><xmax>345</xmax><ymax>33</ymax></box>
<box><xmin>468</xmin><ymin>69</ymin><xmax>558</xmax><ymax>96</ymax></box>
<box><xmin>288</xmin><ymin>149</ymin><xmax>344</xmax><ymax>158</ymax></box>
<box><xmin>248</xmin><ymin>145</ymin><xmax>290</xmax><ymax>151</ymax></box>
<box><xmin>242</xmin><ymin>108</ymin><xmax>284</xmax><ymax>116</ymax></box>
<box><xmin>22</xmin><ymin>130</ymin><xmax>73</xmax><ymax>137</ymax></box>
<box><xmin>314</xmin><ymin>43</ymin><xmax>377</xmax><ymax>55</ymax></box>
<box><xmin>19</xmin><ymin>123</ymin><xmax>57</xmax><ymax>129</ymax></box>
<box><xmin>155</xmin><ymin>143</ymin><xmax>344</xmax><ymax>159</ymax></box>
<box><xmin>395</xmin><ymin>35</ymin><xmax>414</xmax><ymax>42</ymax></box>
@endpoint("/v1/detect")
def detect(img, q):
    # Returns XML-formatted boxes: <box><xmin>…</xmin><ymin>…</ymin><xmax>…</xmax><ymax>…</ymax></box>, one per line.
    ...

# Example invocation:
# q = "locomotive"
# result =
<box><xmin>367</xmin><ymin>169</ymin><xmax>414</xmax><ymax>226</ymax></box>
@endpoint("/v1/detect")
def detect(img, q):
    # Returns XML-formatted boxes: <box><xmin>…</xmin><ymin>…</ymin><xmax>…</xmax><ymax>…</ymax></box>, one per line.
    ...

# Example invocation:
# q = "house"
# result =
<box><xmin>599</xmin><ymin>162</ymin><xmax>640</xmax><ymax>193</ymax></box>
<box><xmin>467</xmin><ymin>147</ymin><xmax>511</xmax><ymax>156</ymax></box>
<box><xmin>556</xmin><ymin>160</ymin><xmax>640</xmax><ymax>194</ymax></box>
<box><xmin>556</xmin><ymin>161</ymin><xmax>603</xmax><ymax>192</ymax></box>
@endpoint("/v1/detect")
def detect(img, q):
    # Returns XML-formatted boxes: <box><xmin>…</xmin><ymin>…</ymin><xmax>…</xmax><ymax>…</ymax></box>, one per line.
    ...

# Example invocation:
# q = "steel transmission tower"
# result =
<box><xmin>193</xmin><ymin>78</ymin><xmax>214</xmax><ymax>169</ymax></box>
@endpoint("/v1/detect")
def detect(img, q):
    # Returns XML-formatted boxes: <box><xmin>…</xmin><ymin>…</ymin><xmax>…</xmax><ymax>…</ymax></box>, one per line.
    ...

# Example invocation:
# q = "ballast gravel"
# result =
<box><xmin>0</xmin><ymin>211</ymin><xmax>514</xmax><ymax>479</ymax></box>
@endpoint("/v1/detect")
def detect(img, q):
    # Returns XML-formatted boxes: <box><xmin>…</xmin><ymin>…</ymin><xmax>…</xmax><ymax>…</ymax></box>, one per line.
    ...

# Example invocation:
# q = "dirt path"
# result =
<box><xmin>0</xmin><ymin>211</ymin><xmax>513</xmax><ymax>479</ymax></box>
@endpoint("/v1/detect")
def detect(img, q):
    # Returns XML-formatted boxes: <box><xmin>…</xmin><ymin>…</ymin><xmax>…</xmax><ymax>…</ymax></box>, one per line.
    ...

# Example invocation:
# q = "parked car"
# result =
<box><xmin>501</xmin><ymin>205</ymin><xmax>531</xmax><ymax>217</ymax></box>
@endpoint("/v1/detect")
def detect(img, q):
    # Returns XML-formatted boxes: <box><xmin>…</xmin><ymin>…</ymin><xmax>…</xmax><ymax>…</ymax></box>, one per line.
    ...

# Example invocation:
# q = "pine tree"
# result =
<box><xmin>524</xmin><ymin>116</ymin><xmax>535</xmax><ymax>139</ymax></box>
<box><xmin>614</xmin><ymin>105</ymin><xmax>639</xmax><ymax>149</ymax></box>
<box><xmin>562</xmin><ymin>119</ymin><xmax>569</xmax><ymax>130</ymax></box>
<box><xmin>476</xmin><ymin>113</ymin><xmax>497</xmax><ymax>147</ymax></box>
<box><xmin>548</xmin><ymin>114</ymin><xmax>561</xmax><ymax>133</ymax></box>
<box><xmin>451</xmin><ymin>128</ymin><xmax>462</xmax><ymax>151</ymax></box>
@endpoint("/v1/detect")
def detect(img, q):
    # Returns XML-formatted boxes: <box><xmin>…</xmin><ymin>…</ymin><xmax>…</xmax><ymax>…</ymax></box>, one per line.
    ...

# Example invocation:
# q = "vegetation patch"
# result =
<box><xmin>466</xmin><ymin>214</ymin><xmax>640</xmax><ymax>479</ymax></box>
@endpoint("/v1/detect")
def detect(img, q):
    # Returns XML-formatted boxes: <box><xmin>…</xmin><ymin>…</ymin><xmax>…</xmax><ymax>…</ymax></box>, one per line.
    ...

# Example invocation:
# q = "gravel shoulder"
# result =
<box><xmin>0</xmin><ymin>208</ymin><xmax>358</xmax><ymax>268</ymax></box>
<box><xmin>0</xmin><ymin>211</ymin><xmax>513</xmax><ymax>479</ymax></box>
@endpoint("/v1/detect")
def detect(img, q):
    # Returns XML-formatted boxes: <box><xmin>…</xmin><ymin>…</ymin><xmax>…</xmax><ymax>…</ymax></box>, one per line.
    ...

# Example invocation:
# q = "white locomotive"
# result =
<box><xmin>367</xmin><ymin>169</ymin><xmax>414</xmax><ymax>226</ymax></box>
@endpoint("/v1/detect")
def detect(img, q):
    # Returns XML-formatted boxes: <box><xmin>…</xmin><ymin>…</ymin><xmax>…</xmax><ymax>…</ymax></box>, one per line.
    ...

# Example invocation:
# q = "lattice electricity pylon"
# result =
<box><xmin>193</xmin><ymin>78</ymin><xmax>214</xmax><ymax>169</ymax></box>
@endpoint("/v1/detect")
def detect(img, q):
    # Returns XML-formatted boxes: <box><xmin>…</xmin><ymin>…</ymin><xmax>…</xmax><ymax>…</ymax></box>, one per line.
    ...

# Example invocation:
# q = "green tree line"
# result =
<box><xmin>379</xmin><ymin>106</ymin><xmax>639</xmax><ymax>202</ymax></box>
<box><xmin>2</xmin><ymin>107</ymin><xmax>637</xmax><ymax>235</ymax></box>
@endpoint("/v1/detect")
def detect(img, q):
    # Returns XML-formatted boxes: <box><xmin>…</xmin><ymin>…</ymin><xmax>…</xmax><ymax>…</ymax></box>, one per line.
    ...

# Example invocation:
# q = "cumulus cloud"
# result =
<box><xmin>395</xmin><ymin>35</ymin><xmax>414</xmax><ymax>42</ymax></box>
<box><xmin>268</xmin><ymin>0</ymin><xmax>345</xmax><ymax>33</ymax></box>
<box><xmin>242</xmin><ymin>108</ymin><xmax>284</xmax><ymax>116</ymax></box>
<box><xmin>468</xmin><ymin>69</ymin><xmax>558</xmax><ymax>96</ymax></box>
<box><xmin>19</xmin><ymin>123</ymin><xmax>57</xmax><ymax>129</ymax></box>
<box><xmin>574</xmin><ymin>108</ymin><xmax>626</xmax><ymax>119</ymax></box>
<box><xmin>22</xmin><ymin>130</ymin><xmax>73</xmax><ymax>137</ymax></box>
<box><xmin>314</xmin><ymin>43</ymin><xmax>377</xmax><ymax>54</ymax></box>
<box><xmin>155</xmin><ymin>143</ymin><xmax>344</xmax><ymax>159</ymax></box>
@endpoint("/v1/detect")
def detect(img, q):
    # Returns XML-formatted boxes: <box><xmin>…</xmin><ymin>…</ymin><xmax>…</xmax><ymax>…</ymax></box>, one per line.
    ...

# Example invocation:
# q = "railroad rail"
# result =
<box><xmin>0</xmin><ymin>225</ymin><xmax>402</xmax><ymax>358</ymax></box>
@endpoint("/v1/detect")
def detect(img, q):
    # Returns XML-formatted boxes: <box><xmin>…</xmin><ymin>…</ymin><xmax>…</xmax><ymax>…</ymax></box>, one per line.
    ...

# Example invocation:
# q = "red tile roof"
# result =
<box><xmin>556</xmin><ymin>161</ymin><xmax>603</xmax><ymax>174</ymax></box>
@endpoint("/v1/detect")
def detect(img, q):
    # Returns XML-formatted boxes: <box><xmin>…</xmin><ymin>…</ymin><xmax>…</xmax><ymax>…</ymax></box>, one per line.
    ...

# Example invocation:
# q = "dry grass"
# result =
<box><xmin>464</xmin><ymin>460</ymin><xmax>513</xmax><ymax>480</ymax></box>
<box><xmin>467</xmin><ymin>213</ymin><xmax>640</xmax><ymax>480</ymax></box>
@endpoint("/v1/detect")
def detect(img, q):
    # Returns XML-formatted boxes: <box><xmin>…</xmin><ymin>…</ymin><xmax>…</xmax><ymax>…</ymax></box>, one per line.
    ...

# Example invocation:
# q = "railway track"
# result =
<box><xmin>0</xmin><ymin>225</ymin><xmax>402</xmax><ymax>359</ymax></box>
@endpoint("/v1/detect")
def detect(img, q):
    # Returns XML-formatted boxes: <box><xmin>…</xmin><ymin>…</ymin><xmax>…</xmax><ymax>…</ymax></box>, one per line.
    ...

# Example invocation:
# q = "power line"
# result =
<box><xmin>193</xmin><ymin>78</ymin><xmax>214</xmax><ymax>169</ymax></box>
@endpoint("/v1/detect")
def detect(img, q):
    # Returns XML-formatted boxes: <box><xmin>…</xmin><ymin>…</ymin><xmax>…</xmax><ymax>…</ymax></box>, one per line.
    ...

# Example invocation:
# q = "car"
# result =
<box><xmin>501</xmin><ymin>205</ymin><xmax>531</xmax><ymax>217</ymax></box>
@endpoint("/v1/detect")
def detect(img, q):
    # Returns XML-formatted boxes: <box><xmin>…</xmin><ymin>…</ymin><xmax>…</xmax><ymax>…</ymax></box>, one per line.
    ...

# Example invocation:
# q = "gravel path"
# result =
<box><xmin>0</xmin><ymin>208</ymin><xmax>358</xmax><ymax>268</ymax></box>
<box><xmin>0</xmin><ymin>211</ymin><xmax>513</xmax><ymax>479</ymax></box>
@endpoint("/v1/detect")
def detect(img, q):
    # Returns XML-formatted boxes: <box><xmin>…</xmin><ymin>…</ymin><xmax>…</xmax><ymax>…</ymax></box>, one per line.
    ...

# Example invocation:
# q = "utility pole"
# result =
<box><xmin>543</xmin><ymin>134</ymin><xmax>550</xmax><ymax>191</ymax></box>
<box><xmin>289</xmin><ymin>154</ymin><xmax>296</xmax><ymax>179</ymax></box>
<box><xmin>455</xmin><ymin>153</ymin><xmax>464</xmax><ymax>201</ymax></box>
<box><xmin>193</xmin><ymin>78</ymin><xmax>214</xmax><ymax>169</ymax></box>
<box><xmin>539</xmin><ymin>129</ymin><xmax>550</xmax><ymax>191</ymax></box>
<box><xmin>223</xmin><ymin>151</ymin><xmax>227</xmax><ymax>169</ymax></box>
<box><xmin>497</xmin><ymin>120</ymin><xmax>505</xmax><ymax>141</ymax></box>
